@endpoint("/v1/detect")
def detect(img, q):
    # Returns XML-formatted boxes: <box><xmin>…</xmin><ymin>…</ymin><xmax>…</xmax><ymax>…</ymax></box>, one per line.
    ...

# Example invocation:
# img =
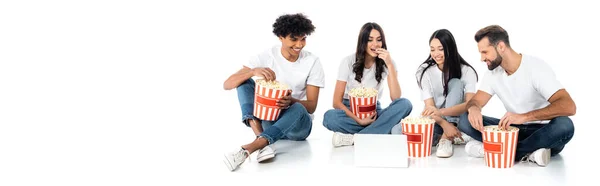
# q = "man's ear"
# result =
<box><xmin>498</xmin><ymin>41</ymin><xmax>507</xmax><ymax>53</ymax></box>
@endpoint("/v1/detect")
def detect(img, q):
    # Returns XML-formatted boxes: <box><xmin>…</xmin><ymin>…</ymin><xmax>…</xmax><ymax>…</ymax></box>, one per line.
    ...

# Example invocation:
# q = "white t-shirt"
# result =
<box><xmin>417</xmin><ymin>63</ymin><xmax>478</xmax><ymax>108</ymax></box>
<box><xmin>244</xmin><ymin>45</ymin><xmax>325</xmax><ymax>100</ymax></box>
<box><xmin>337</xmin><ymin>54</ymin><xmax>397</xmax><ymax>100</ymax></box>
<box><xmin>479</xmin><ymin>54</ymin><xmax>563</xmax><ymax>123</ymax></box>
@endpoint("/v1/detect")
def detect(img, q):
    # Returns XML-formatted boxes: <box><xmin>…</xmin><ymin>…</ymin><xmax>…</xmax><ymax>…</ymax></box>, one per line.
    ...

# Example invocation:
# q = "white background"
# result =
<box><xmin>0</xmin><ymin>0</ymin><xmax>597</xmax><ymax>185</ymax></box>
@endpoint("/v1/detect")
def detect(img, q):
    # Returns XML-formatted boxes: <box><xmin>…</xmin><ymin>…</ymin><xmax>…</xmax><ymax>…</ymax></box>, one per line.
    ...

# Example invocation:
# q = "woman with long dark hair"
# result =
<box><xmin>323</xmin><ymin>22</ymin><xmax>412</xmax><ymax>147</ymax></box>
<box><xmin>400</xmin><ymin>29</ymin><xmax>478</xmax><ymax>158</ymax></box>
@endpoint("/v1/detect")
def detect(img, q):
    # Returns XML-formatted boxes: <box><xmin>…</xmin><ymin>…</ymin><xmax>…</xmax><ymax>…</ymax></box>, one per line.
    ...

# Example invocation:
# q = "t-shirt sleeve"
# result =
<box><xmin>244</xmin><ymin>53</ymin><xmax>265</xmax><ymax>69</ymax></box>
<box><xmin>337</xmin><ymin>57</ymin><xmax>351</xmax><ymax>82</ymax></box>
<box><xmin>307</xmin><ymin>58</ymin><xmax>325</xmax><ymax>88</ymax></box>
<box><xmin>533</xmin><ymin>62</ymin><xmax>564</xmax><ymax>100</ymax></box>
<box><xmin>418</xmin><ymin>70</ymin><xmax>433</xmax><ymax>100</ymax></box>
<box><xmin>478</xmin><ymin>71</ymin><xmax>495</xmax><ymax>96</ymax></box>
<box><xmin>463</xmin><ymin>66</ymin><xmax>478</xmax><ymax>94</ymax></box>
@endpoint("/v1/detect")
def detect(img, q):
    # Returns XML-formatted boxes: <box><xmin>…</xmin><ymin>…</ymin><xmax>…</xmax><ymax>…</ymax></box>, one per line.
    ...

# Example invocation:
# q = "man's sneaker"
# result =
<box><xmin>436</xmin><ymin>138</ymin><xmax>453</xmax><ymax>158</ymax></box>
<box><xmin>453</xmin><ymin>132</ymin><xmax>473</xmax><ymax>145</ymax></box>
<box><xmin>257</xmin><ymin>145</ymin><xmax>276</xmax><ymax>162</ymax></box>
<box><xmin>332</xmin><ymin>132</ymin><xmax>354</xmax><ymax>147</ymax></box>
<box><xmin>465</xmin><ymin>140</ymin><xmax>484</xmax><ymax>158</ymax></box>
<box><xmin>521</xmin><ymin>148</ymin><xmax>551</xmax><ymax>167</ymax></box>
<box><xmin>223</xmin><ymin>148</ymin><xmax>249</xmax><ymax>171</ymax></box>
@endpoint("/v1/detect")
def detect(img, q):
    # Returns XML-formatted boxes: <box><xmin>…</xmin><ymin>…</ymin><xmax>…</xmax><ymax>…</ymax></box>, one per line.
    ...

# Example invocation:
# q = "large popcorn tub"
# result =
<box><xmin>401</xmin><ymin>117</ymin><xmax>435</xmax><ymax>158</ymax></box>
<box><xmin>348</xmin><ymin>87</ymin><xmax>378</xmax><ymax>119</ymax></box>
<box><xmin>253</xmin><ymin>80</ymin><xmax>291</xmax><ymax>121</ymax></box>
<box><xmin>482</xmin><ymin>126</ymin><xmax>520</xmax><ymax>168</ymax></box>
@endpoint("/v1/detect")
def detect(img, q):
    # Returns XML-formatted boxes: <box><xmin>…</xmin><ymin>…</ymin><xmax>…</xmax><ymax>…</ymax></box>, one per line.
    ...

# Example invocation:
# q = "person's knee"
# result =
<box><xmin>237</xmin><ymin>79</ymin><xmax>255</xmax><ymax>89</ymax></box>
<box><xmin>390</xmin><ymin>123</ymin><xmax>403</xmax><ymax>134</ymax></box>
<box><xmin>287</xmin><ymin>102</ymin><xmax>308</xmax><ymax>114</ymax></box>
<box><xmin>390</xmin><ymin>98</ymin><xmax>413</xmax><ymax>111</ymax></box>
<box><xmin>554</xmin><ymin>116</ymin><xmax>575</xmax><ymax>140</ymax></box>
<box><xmin>448</xmin><ymin>78</ymin><xmax>463</xmax><ymax>89</ymax></box>
<box><xmin>322</xmin><ymin>109</ymin><xmax>338</xmax><ymax>130</ymax></box>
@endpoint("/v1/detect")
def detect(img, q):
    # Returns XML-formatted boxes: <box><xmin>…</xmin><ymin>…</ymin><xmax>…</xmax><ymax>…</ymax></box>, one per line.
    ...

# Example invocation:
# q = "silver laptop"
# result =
<box><xmin>354</xmin><ymin>134</ymin><xmax>408</xmax><ymax>168</ymax></box>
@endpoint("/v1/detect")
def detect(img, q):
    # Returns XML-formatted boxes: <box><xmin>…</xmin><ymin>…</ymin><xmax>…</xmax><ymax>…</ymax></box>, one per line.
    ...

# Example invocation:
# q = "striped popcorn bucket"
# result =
<box><xmin>401</xmin><ymin>119</ymin><xmax>435</xmax><ymax>158</ymax></box>
<box><xmin>349</xmin><ymin>95</ymin><xmax>377</xmax><ymax>119</ymax></box>
<box><xmin>482</xmin><ymin>126</ymin><xmax>520</xmax><ymax>168</ymax></box>
<box><xmin>253</xmin><ymin>82</ymin><xmax>291</xmax><ymax>121</ymax></box>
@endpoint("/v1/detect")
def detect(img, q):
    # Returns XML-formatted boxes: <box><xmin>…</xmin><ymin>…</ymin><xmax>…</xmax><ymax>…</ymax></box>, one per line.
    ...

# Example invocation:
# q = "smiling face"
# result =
<box><xmin>430</xmin><ymin>38</ymin><xmax>445</xmax><ymax>66</ymax></box>
<box><xmin>279</xmin><ymin>34</ymin><xmax>306</xmax><ymax>60</ymax></box>
<box><xmin>365</xmin><ymin>29</ymin><xmax>383</xmax><ymax>57</ymax></box>
<box><xmin>477</xmin><ymin>37</ymin><xmax>503</xmax><ymax>70</ymax></box>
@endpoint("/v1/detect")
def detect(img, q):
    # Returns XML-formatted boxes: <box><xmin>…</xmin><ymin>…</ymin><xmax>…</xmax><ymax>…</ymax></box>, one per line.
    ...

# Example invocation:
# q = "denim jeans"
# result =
<box><xmin>458</xmin><ymin>113</ymin><xmax>575</xmax><ymax>160</ymax></box>
<box><xmin>322</xmin><ymin>97</ymin><xmax>412</xmax><ymax>134</ymax></box>
<box><xmin>237</xmin><ymin>79</ymin><xmax>312</xmax><ymax>144</ymax></box>
<box><xmin>391</xmin><ymin>78</ymin><xmax>464</xmax><ymax>146</ymax></box>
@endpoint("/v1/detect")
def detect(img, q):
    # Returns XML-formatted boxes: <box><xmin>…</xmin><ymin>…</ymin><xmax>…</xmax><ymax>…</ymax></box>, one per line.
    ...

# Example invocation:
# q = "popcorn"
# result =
<box><xmin>484</xmin><ymin>126</ymin><xmax>518</xmax><ymax>132</ymax></box>
<box><xmin>255</xmin><ymin>79</ymin><xmax>289</xmax><ymax>90</ymax></box>
<box><xmin>348</xmin><ymin>87</ymin><xmax>378</xmax><ymax>98</ymax></box>
<box><xmin>401</xmin><ymin>116</ymin><xmax>436</xmax><ymax>125</ymax></box>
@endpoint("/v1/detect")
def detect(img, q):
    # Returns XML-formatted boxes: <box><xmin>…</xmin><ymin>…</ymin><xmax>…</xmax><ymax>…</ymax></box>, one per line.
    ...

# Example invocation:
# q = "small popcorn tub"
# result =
<box><xmin>401</xmin><ymin>117</ymin><xmax>435</xmax><ymax>158</ymax></box>
<box><xmin>253</xmin><ymin>79</ymin><xmax>291</xmax><ymax>121</ymax></box>
<box><xmin>482</xmin><ymin>126</ymin><xmax>520</xmax><ymax>168</ymax></box>
<box><xmin>348</xmin><ymin>87</ymin><xmax>378</xmax><ymax>119</ymax></box>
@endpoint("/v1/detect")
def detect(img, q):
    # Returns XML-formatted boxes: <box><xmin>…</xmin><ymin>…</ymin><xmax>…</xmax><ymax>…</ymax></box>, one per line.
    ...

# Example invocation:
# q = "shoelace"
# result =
<box><xmin>438</xmin><ymin>139</ymin><xmax>452</xmax><ymax>150</ymax></box>
<box><xmin>235</xmin><ymin>148</ymin><xmax>250</xmax><ymax>163</ymax></box>
<box><xmin>520</xmin><ymin>153</ymin><xmax>535</xmax><ymax>163</ymax></box>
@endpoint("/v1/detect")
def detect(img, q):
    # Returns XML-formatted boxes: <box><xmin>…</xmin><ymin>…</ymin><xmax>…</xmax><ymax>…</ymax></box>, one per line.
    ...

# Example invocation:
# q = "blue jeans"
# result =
<box><xmin>323</xmin><ymin>98</ymin><xmax>412</xmax><ymax>134</ymax></box>
<box><xmin>237</xmin><ymin>79</ymin><xmax>312</xmax><ymax>144</ymax></box>
<box><xmin>391</xmin><ymin>78</ymin><xmax>464</xmax><ymax>146</ymax></box>
<box><xmin>458</xmin><ymin>113</ymin><xmax>575</xmax><ymax>161</ymax></box>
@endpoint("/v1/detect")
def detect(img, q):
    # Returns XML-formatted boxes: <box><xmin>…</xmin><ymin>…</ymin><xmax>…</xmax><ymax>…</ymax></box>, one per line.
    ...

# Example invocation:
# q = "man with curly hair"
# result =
<box><xmin>222</xmin><ymin>13</ymin><xmax>324</xmax><ymax>171</ymax></box>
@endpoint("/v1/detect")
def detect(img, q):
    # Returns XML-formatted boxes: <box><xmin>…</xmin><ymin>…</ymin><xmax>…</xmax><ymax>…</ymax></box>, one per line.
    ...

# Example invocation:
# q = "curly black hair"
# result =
<box><xmin>272</xmin><ymin>13</ymin><xmax>315</xmax><ymax>38</ymax></box>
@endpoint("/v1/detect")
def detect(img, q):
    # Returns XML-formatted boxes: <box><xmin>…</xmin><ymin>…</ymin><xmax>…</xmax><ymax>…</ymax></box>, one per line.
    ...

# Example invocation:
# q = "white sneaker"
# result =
<box><xmin>257</xmin><ymin>145</ymin><xmax>276</xmax><ymax>162</ymax></box>
<box><xmin>332</xmin><ymin>132</ymin><xmax>354</xmax><ymax>147</ymax></box>
<box><xmin>465</xmin><ymin>140</ymin><xmax>484</xmax><ymax>158</ymax></box>
<box><xmin>223</xmin><ymin>148</ymin><xmax>249</xmax><ymax>171</ymax></box>
<box><xmin>522</xmin><ymin>148</ymin><xmax>551</xmax><ymax>167</ymax></box>
<box><xmin>453</xmin><ymin>132</ymin><xmax>473</xmax><ymax>145</ymax></box>
<box><xmin>436</xmin><ymin>138</ymin><xmax>453</xmax><ymax>158</ymax></box>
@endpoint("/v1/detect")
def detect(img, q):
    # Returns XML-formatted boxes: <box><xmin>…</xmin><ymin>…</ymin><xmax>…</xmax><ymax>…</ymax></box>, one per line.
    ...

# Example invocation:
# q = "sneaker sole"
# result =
<box><xmin>257</xmin><ymin>153</ymin><xmax>275</xmax><ymax>162</ymax></box>
<box><xmin>436</xmin><ymin>152</ymin><xmax>453</xmax><ymax>158</ymax></box>
<box><xmin>223</xmin><ymin>154</ymin><xmax>235</xmax><ymax>171</ymax></box>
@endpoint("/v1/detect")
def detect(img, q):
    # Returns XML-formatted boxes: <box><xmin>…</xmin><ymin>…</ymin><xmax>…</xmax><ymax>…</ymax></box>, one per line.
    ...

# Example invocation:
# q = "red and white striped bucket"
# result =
<box><xmin>253</xmin><ymin>81</ymin><xmax>291</xmax><ymax>121</ymax></box>
<box><xmin>401</xmin><ymin>117</ymin><xmax>435</xmax><ymax>158</ymax></box>
<box><xmin>349</xmin><ymin>95</ymin><xmax>377</xmax><ymax>119</ymax></box>
<box><xmin>482</xmin><ymin>126</ymin><xmax>519</xmax><ymax>168</ymax></box>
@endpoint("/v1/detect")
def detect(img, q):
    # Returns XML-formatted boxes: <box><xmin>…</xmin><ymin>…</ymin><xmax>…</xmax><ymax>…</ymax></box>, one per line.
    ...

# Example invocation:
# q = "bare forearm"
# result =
<box><xmin>441</xmin><ymin>102</ymin><xmax>468</xmax><ymax>117</ymax></box>
<box><xmin>525</xmin><ymin>99</ymin><xmax>576</xmax><ymax>121</ymax></box>
<box><xmin>431</xmin><ymin>115</ymin><xmax>453</xmax><ymax>128</ymax></box>
<box><xmin>466</xmin><ymin>99</ymin><xmax>482</xmax><ymax>111</ymax></box>
<box><xmin>223</xmin><ymin>70</ymin><xmax>254</xmax><ymax>90</ymax></box>
<box><xmin>334</xmin><ymin>101</ymin><xmax>359</xmax><ymax>121</ymax></box>
<box><xmin>387</xmin><ymin>68</ymin><xmax>401</xmax><ymax>99</ymax></box>
<box><xmin>294</xmin><ymin>98</ymin><xmax>318</xmax><ymax>114</ymax></box>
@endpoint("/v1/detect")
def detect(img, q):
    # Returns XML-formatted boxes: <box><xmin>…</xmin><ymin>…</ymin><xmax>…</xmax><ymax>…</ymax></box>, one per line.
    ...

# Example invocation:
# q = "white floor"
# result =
<box><xmin>214</xmin><ymin>122</ymin><xmax>582</xmax><ymax>186</ymax></box>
